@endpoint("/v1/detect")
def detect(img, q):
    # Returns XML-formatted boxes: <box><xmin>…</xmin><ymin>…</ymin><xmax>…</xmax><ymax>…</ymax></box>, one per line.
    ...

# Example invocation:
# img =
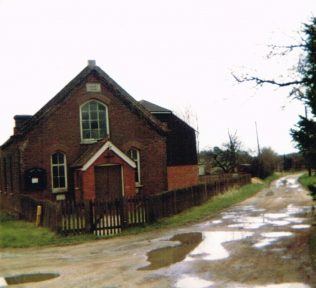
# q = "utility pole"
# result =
<box><xmin>255</xmin><ymin>121</ymin><xmax>262</xmax><ymax>177</ymax></box>
<box><xmin>255</xmin><ymin>122</ymin><xmax>261</xmax><ymax>157</ymax></box>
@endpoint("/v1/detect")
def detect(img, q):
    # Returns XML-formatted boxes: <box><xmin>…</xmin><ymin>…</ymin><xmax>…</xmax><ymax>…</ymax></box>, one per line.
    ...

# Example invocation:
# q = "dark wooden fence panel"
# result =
<box><xmin>0</xmin><ymin>174</ymin><xmax>251</xmax><ymax>235</ymax></box>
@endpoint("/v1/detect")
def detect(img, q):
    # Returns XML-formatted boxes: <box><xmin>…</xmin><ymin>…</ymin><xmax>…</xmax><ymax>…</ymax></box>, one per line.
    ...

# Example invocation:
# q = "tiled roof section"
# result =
<box><xmin>7</xmin><ymin>64</ymin><xmax>168</xmax><ymax>141</ymax></box>
<box><xmin>71</xmin><ymin>139</ymin><xmax>107</xmax><ymax>168</ymax></box>
<box><xmin>139</xmin><ymin>100</ymin><xmax>172</xmax><ymax>113</ymax></box>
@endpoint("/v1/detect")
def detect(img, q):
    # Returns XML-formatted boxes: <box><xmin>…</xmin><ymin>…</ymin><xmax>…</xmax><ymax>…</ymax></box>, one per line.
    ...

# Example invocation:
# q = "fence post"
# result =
<box><xmin>173</xmin><ymin>190</ymin><xmax>177</xmax><ymax>214</ymax></box>
<box><xmin>55</xmin><ymin>202</ymin><xmax>62</xmax><ymax>233</ymax></box>
<box><xmin>146</xmin><ymin>196</ymin><xmax>156</xmax><ymax>223</ymax></box>
<box><xmin>84</xmin><ymin>200</ymin><xmax>93</xmax><ymax>233</ymax></box>
<box><xmin>120</xmin><ymin>197</ymin><xmax>129</xmax><ymax>229</ymax></box>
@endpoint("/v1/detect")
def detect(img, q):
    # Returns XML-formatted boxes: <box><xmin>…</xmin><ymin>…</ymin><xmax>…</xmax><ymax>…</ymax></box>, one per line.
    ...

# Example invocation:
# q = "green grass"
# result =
<box><xmin>299</xmin><ymin>173</ymin><xmax>316</xmax><ymax>200</ymax></box>
<box><xmin>0</xmin><ymin>174</ymin><xmax>280</xmax><ymax>248</ymax></box>
<box><xmin>298</xmin><ymin>173</ymin><xmax>316</xmax><ymax>188</ymax></box>
<box><xmin>123</xmin><ymin>174</ymin><xmax>279</xmax><ymax>234</ymax></box>
<box><xmin>298</xmin><ymin>173</ymin><xmax>316</xmax><ymax>269</ymax></box>
<box><xmin>0</xmin><ymin>213</ymin><xmax>99</xmax><ymax>248</ymax></box>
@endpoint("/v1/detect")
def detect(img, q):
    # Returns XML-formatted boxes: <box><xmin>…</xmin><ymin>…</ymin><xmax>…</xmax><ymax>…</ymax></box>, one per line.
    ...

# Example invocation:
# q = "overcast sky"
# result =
<box><xmin>1</xmin><ymin>0</ymin><xmax>315</xmax><ymax>154</ymax></box>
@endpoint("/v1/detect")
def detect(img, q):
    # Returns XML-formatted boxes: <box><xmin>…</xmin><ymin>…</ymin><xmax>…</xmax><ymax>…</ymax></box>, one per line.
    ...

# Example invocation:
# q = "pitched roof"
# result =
<box><xmin>72</xmin><ymin>140</ymin><xmax>136</xmax><ymax>170</ymax></box>
<box><xmin>139</xmin><ymin>100</ymin><xmax>172</xmax><ymax>113</ymax></box>
<box><xmin>2</xmin><ymin>62</ymin><xmax>168</xmax><ymax>148</ymax></box>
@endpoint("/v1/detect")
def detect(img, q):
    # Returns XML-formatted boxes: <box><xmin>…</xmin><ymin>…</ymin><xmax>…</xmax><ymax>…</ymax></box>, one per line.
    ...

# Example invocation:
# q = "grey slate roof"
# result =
<box><xmin>139</xmin><ymin>100</ymin><xmax>172</xmax><ymax>113</ymax></box>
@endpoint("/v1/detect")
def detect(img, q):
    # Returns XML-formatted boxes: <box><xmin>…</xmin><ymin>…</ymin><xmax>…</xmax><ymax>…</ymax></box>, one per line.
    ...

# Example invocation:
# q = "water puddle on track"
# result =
<box><xmin>253</xmin><ymin>283</ymin><xmax>311</xmax><ymax>288</ymax></box>
<box><xmin>140</xmin><ymin>230</ymin><xmax>254</xmax><ymax>271</ymax></box>
<box><xmin>175</xmin><ymin>274</ymin><xmax>214</xmax><ymax>288</ymax></box>
<box><xmin>4</xmin><ymin>273</ymin><xmax>59</xmax><ymax>285</ymax></box>
<box><xmin>139</xmin><ymin>232</ymin><xmax>202</xmax><ymax>270</ymax></box>
<box><xmin>185</xmin><ymin>231</ymin><xmax>253</xmax><ymax>261</ymax></box>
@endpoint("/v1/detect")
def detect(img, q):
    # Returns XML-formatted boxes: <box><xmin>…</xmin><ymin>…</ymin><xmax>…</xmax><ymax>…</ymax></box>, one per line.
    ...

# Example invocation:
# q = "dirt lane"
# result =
<box><xmin>0</xmin><ymin>175</ymin><xmax>315</xmax><ymax>288</ymax></box>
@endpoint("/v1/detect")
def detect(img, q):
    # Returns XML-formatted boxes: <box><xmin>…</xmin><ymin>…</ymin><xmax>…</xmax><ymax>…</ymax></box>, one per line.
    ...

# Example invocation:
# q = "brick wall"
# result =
<box><xmin>1</xmin><ymin>73</ymin><xmax>168</xmax><ymax>199</ymax></box>
<box><xmin>167</xmin><ymin>165</ymin><xmax>199</xmax><ymax>190</ymax></box>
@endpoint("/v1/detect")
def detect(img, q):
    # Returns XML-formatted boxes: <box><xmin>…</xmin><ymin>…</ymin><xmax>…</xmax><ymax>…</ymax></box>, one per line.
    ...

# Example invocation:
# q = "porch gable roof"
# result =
<box><xmin>72</xmin><ymin>140</ymin><xmax>136</xmax><ymax>171</ymax></box>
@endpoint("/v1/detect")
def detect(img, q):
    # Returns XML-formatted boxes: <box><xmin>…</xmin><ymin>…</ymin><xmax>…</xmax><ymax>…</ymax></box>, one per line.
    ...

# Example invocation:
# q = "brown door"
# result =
<box><xmin>95</xmin><ymin>165</ymin><xmax>122</xmax><ymax>201</ymax></box>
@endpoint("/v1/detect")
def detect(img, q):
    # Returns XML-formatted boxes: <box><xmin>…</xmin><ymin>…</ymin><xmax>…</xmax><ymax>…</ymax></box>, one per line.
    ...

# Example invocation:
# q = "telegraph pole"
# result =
<box><xmin>255</xmin><ymin>122</ymin><xmax>261</xmax><ymax>157</ymax></box>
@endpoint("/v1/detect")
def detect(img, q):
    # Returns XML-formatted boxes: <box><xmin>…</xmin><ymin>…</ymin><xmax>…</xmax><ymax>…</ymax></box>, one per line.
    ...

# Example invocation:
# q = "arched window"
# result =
<box><xmin>51</xmin><ymin>152</ymin><xmax>67</xmax><ymax>192</ymax></box>
<box><xmin>127</xmin><ymin>148</ymin><xmax>141</xmax><ymax>185</ymax></box>
<box><xmin>80</xmin><ymin>100</ymin><xmax>109</xmax><ymax>142</ymax></box>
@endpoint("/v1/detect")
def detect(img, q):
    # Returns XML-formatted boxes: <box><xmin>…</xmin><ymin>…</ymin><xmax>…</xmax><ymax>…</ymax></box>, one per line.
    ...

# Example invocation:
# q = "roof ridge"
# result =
<box><xmin>14</xmin><ymin>64</ymin><xmax>169</xmax><ymax>138</ymax></box>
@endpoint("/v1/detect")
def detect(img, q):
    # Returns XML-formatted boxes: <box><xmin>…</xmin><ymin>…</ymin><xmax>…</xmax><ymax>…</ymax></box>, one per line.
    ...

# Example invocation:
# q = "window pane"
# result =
<box><xmin>53</xmin><ymin>166</ymin><xmax>59</xmax><ymax>176</ymax></box>
<box><xmin>52</xmin><ymin>154</ymin><xmax>58</xmax><ymax>164</ymax></box>
<box><xmin>59</xmin><ymin>166</ymin><xmax>65</xmax><ymax>176</ymax></box>
<box><xmin>91</xmin><ymin>111</ymin><xmax>98</xmax><ymax>119</ymax></box>
<box><xmin>83</xmin><ymin>130</ymin><xmax>91</xmax><ymax>139</ymax></box>
<box><xmin>57</xmin><ymin>153</ymin><xmax>64</xmax><ymax>164</ymax></box>
<box><xmin>82</xmin><ymin>111</ymin><xmax>89</xmax><ymax>120</ymax></box>
<box><xmin>135</xmin><ymin>168</ymin><xmax>138</xmax><ymax>182</ymax></box>
<box><xmin>59</xmin><ymin>177</ymin><xmax>65</xmax><ymax>188</ymax></box>
<box><xmin>128</xmin><ymin>149</ymin><xmax>137</xmax><ymax>160</ymax></box>
<box><xmin>82</xmin><ymin>121</ymin><xmax>89</xmax><ymax>129</ymax></box>
<box><xmin>91</xmin><ymin>121</ymin><xmax>98</xmax><ymax>129</ymax></box>
<box><xmin>99</xmin><ymin>111</ymin><xmax>106</xmax><ymax>120</ymax></box>
<box><xmin>99</xmin><ymin>128</ymin><xmax>107</xmax><ymax>138</ymax></box>
<box><xmin>90</xmin><ymin>102</ymin><xmax>97</xmax><ymax>111</ymax></box>
<box><xmin>127</xmin><ymin>149</ymin><xmax>140</xmax><ymax>183</ymax></box>
<box><xmin>91</xmin><ymin>130</ymin><xmax>99</xmax><ymax>139</ymax></box>
<box><xmin>99</xmin><ymin>120</ymin><xmax>106</xmax><ymax>129</ymax></box>
<box><xmin>81</xmin><ymin>105</ymin><xmax>89</xmax><ymax>113</ymax></box>
<box><xmin>53</xmin><ymin>176</ymin><xmax>59</xmax><ymax>188</ymax></box>
<box><xmin>98</xmin><ymin>104</ymin><xmax>105</xmax><ymax>111</ymax></box>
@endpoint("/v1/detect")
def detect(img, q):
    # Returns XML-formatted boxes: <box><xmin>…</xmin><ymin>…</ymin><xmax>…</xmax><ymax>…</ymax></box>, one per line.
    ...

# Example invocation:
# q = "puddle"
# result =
<box><xmin>4</xmin><ymin>273</ymin><xmax>59</xmax><ymax>285</ymax></box>
<box><xmin>139</xmin><ymin>232</ymin><xmax>202</xmax><ymax>270</ymax></box>
<box><xmin>261</xmin><ymin>232</ymin><xmax>293</xmax><ymax>238</ymax></box>
<box><xmin>275</xmin><ymin>177</ymin><xmax>302</xmax><ymax>190</ymax></box>
<box><xmin>291</xmin><ymin>224</ymin><xmax>311</xmax><ymax>229</ymax></box>
<box><xmin>268</xmin><ymin>220</ymin><xmax>290</xmax><ymax>226</ymax></box>
<box><xmin>275</xmin><ymin>178</ymin><xmax>287</xmax><ymax>188</ymax></box>
<box><xmin>229</xmin><ymin>215</ymin><xmax>266</xmax><ymax>230</ymax></box>
<box><xmin>253</xmin><ymin>232</ymin><xmax>293</xmax><ymax>249</ymax></box>
<box><xmin>185</xmin><ymin>231</ymin><xmax>253</xmax><ymax>261</ymax></box>
<box><xmin>222</xmin><ymin>213</ymin><xmax>237</xmax><ymax>220</ymax></box>
<box><xmin>211</xmin><ymin>220</ymin><xmax>222</xmax><ymax>224</ymax></box>
<box><xmin>286</xmin><ymin>178</ymin><xmax>300</xmax><ymax>189</ymax></box>
<box><xmin>228</xmin><ymin>206</ymin><xmax>310</xmax><ymax>230</ymax></box>
<box><xmin>285</xmin><ymin>217</ymin><xmax>305</xmax><ymax>224</ymax></box>
<box><xmin>175</xmin><ymin>275</ymin><xmax>214</xmax><ymax>288</ymax></box>
<box><xmin>254</xmin><ymin>283</ymin><xmax>311</xmax><ymax>288</ymax></box>
<box><xmin>253</xmin><ymin>238</ymin><xmax>278</xmax><ymax>248</ymax></box>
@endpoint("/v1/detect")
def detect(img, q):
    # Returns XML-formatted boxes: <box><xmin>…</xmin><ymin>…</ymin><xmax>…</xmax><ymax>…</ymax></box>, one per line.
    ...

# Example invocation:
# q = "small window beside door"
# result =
<box><xmin>127</xmin><ymin>149</ymin><xmax>141</xmax><ymax>185</ymax></box>
<box><xmin>51</xmin><ymin>152</ymin><xmax>67</xmax><ymax>193</ymax></box>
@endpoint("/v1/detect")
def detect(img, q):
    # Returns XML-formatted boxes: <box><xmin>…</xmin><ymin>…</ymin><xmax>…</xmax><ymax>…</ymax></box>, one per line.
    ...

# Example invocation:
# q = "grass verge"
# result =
<box><xmin>123</xmin><ymin>173</ymin><xmax>280</xmax><ymax>234</ymax></box>
<box><xmin>298</xmin><ymin>173</ymin><xmax>316</xmax><ymax>269</ymax></box>
<box><xmin>0</xmin><ymin>213</ymin><xmax>99</xmax><ymax>248</ymax></box>
<box><xmin>0</xmin><ymin>173</ymin><xmax>280</xmax><ymax>248</ymax></box>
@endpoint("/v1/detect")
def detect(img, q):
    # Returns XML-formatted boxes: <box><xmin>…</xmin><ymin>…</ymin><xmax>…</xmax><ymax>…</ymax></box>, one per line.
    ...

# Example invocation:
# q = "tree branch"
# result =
<box><xmin>232</xmin><ymin>73</ymin><xmax>304</xmax><ymax>87</ymax></box>
<box><xmin>267</xmin><ymin>44</ymin><xmax>305</xmax><ymax>58</ymax></box>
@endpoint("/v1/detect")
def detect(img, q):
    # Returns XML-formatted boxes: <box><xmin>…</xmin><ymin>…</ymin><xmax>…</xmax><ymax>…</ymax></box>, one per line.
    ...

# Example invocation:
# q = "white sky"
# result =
<box><xmin>0</xmin><ymin>0</ymin><xmax>315</xmax><ymax>154</ymax></box>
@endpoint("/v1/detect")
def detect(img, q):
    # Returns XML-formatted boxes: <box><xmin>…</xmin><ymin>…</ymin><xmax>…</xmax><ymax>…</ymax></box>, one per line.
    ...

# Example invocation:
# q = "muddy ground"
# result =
<box><xmin>1</xmin><ymin>175</ymin><xmax>316</xmax><ymax>288</ymax></box>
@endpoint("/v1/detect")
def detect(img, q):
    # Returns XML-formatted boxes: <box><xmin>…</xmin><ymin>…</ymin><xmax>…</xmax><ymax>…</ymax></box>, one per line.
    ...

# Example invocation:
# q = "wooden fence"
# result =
<box><xmin>59</xmin><ymin>196</ymin><xmax>149</xmax><ymax>235</ymax></box>
<box><xmin>150</xmin><ymin>174</ymin><xmax>250</xmax><ymax>219</ymax></box>
<box><xmin>0</xmin><ymin>174</ymin><xmax>250</xmax><ymax>235</ymax></box>
<box><xmin>0</xmin><ymin>193</ymin><xmax>60</xmax><ymax>231</ymax></box>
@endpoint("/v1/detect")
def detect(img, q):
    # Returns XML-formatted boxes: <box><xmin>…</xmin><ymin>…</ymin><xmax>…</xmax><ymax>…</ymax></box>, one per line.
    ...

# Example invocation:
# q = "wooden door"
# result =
<box><xmin>95</xmin><ymin>165</ymin><xmax>122</xmax><ymax>201</ymax></box>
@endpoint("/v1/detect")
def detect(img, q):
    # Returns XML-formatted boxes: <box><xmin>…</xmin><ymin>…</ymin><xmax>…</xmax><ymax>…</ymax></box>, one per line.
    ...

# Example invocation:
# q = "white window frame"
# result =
<box><xmin>51</xmin><ymin>152</ymin><xmax>68</xmax><ymax>193</ymax></box>
<box><xmin>128</xmin><ymin>148</ymin><xmax>141</xmax><ymax>185</ymax></box>
<box><xmin>80</xmin><ymin>100</ymin><xmax>110</xmax><ymax>143</ymax></box>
